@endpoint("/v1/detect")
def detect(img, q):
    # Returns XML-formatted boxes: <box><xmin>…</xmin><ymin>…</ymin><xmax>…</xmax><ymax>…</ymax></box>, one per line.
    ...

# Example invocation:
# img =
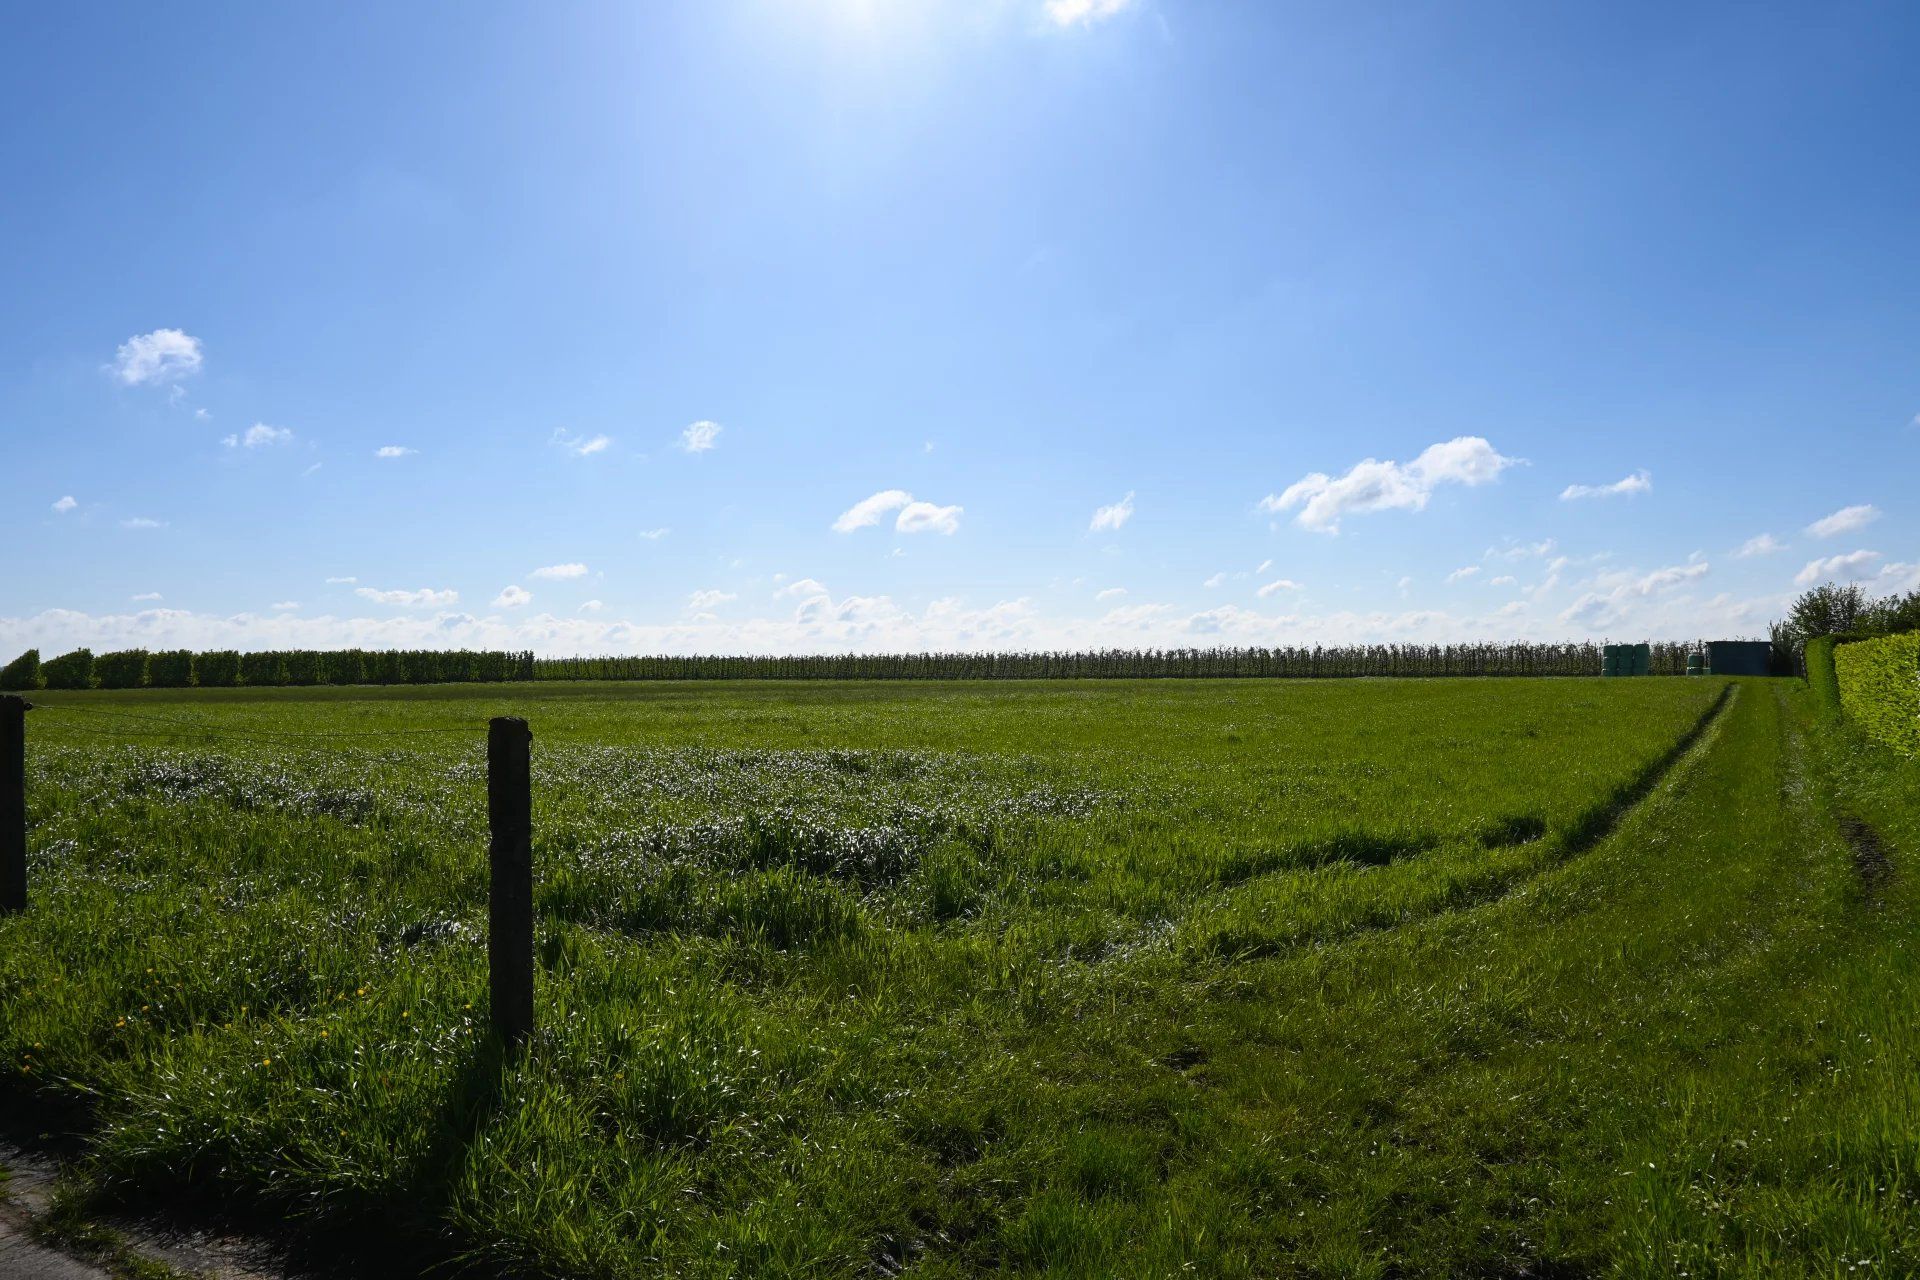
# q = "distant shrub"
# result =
<box><xmin>194</xmin><ymin>651</ymin><xmax>241</xmax><ymax>687</ymax></box>
<box><xmin>0</xmin><ymin>649</ymin><xmax>41</xmax><ymax>691</ymax></box>
<box><xmin>42</xmin><ymin>648</ymin><xmax>95</xmax><ymax>690</ymax></box>
<box><xmin>282</xmin><ymin>650</ymin><xmax>321</xmax><ymax>686</ymax></box>
<box><xmin>1834</xmin><ymin>632</ymin><xmax>1920</xmax><ymax>756</ymax></box>
<box><xmin>148</xmin><ymin>649</ymin><xmax>195</xmax><ymax>688</ymax></box>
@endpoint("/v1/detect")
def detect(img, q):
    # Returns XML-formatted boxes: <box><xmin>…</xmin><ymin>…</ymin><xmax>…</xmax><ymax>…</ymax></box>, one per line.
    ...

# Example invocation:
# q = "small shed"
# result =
<box><xmin>1707</xmin><ymin>640</ymin><xmax>1773</xmax><ymax>676</ymax></box>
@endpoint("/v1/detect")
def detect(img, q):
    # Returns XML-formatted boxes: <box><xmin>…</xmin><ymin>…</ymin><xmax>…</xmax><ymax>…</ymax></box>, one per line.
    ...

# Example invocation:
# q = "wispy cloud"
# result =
<box><xmin>689</xmin><ymin>588</ymin><xmax>737</xmax><ymax>609</ymax></box>
<box><xmin>375</xmin><ymin>445</ymin><xmax>417</xmax><ymax>459</ymax></box>
<box><xmin>578</xmin><ymin>600</ymin><xmax>605</xmax><ymax>613</ymax></box>
<box><xmin>1044</xmin><ymin>0</ymin><xmax>1133</xmax><ymax>27</ymax></box>
<box><xmin>1736</xmin><ymin>533</ymin><xmax>1785</xmax><ymax>558</ymax></box>
<box><xmin>111</xmin><ymin>328</ymin><xmax>202</xmax><ymax>385</ymax></box>
<box><xmin>121</xmin><ymin>517</ymin><xmax>167</xmax><ymax>530</ymax></box>
<box><xmin>131</xmin><ymin>592</ymin><xmax>162</xmax><ymax>602</ymax></box>
<box><xmin>1446</xmin><ymin>565</ymin><xmax>1481</xmax><ymax>583</ymax></box>
<box><xmin>492</xmin><ymin>585</ymin><xmax>532</xmax><ymax>609</ymax></box>
<box><xmin>1559</xmin><ymin>560</ymin><xmax>1710</xmax><ymax>626</ymax></box>
<box><xmin>1559</xmin><ymin>470</ymin><xmax>1651</xmax><ymax>501</ymax></box>
<box><xmin>223</xmin><ymin>423</ymin><xmax>293</xmax><ymax>449</ymax></box>
<box><xmin>1805</xmin><ymin>504</ymin><xmax>1879</xmax><ymax>538</ymax></box>
<box><xmin>1202</xmin><ymin>572</ymin><xmax>1226</xmax><ymax>589</ymax></box>
<box><xmin>1260</xmin><ymin>436</ymin><xmax>1517</xmax><ymax>533</ymax></box>
<box><xmin>1095</xmin><ymin>587</ymin><xmax>1127</xmax><ymax>601</ymax></box>
<box><xmin>1795</xmin><ymin>549</ymin><xmax>1880</xmax><ymax>586</ymax></box>
<box><xmin>531</xmin><ymin>563</ymin><xmax>588</xmax><ymax>580</ymax></box>
<box><xmin>1089</xmin><ymin>491</ymin><xmax>1136</xmax><ymax>533</ymax></box>
<box><xmin>325</xmin><ymin>576</ymin><xmax>358</xmax><ymax>585</ymax></box>
<box><xmin>355</xmin><ymin>586</ymin><xmax>458</xmax><ymax>606</ymax></box>
<box><xmin>1256</xmin><ymin>579</ymin><xmax>1302</xmax><ymax>598</ymax></box>
<box><xmin>271</xmin><ymin>601</ymin><xmax>299</xmax><ymax>611</ymax></box>
<box><xmin>638</xmin><ymin>527</ymin><xmax>671</xmax><ymax>541</ymax></box>
<box><xmin>679</xmin><ymin>420</ymin><xmax>722</xmax><ymax>453</ymax></box>
<box><xmin>551</xmin><ymin>428</ymin><xmax>612</xmax><ymax>457</ymax></box>
<box><xmin>52</xmin><ymin>495</ymin><xmax>76</xmax><ymax>514</ymax></box>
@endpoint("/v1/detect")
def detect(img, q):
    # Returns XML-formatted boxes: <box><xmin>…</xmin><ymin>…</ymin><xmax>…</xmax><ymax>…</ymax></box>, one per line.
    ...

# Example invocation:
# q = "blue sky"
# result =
<box><xmin>3</xmin><ymin>1</ymin><xmax>1915</xmax><ymax>656</ymax></box>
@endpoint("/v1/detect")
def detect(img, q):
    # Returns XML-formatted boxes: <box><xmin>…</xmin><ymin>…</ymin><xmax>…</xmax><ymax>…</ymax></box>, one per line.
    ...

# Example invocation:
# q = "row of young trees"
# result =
<box><xmin>0</xmin><ymin>648</ymin><xmax>537</xmax><ymax>691</ymax></box>
<box><xmin>1774</xmin><ymin>583</ymin><xmax>1920</xmax><ymax>649</ymax></box>
<box><xmin>532</xmin><ymin>642</ymin><xmax>1716</xmax><ymax>682</ymax></box>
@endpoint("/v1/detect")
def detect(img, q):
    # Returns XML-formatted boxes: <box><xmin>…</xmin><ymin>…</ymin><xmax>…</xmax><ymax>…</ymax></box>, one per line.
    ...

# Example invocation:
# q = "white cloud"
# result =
<box><xmin>1045</xmin><ymin>0</ymin><xmax>1133</xmax><ymax>26</ymax></box>
<box><xmin>638</xmin><ymin>527</ymin><xmax>671</xmax><ymax>540</ymax></box>
<box><xmin>1795</xmin><ymin>549</ymin><xmax>1881</xmax><ymax>586</ymax></box>
<box><xmin>689</xmin><ymin>588</ymin><xmax>737</xmax><ymax>609</ymax></box>
<box><xmin>121</xmin><ymin>517</ymin><xmax>166</xmax><ymax>529</ymax></box>
<box><xmin>551</xmin><ymin>428</ymin><xmax>612</xmax><ymax>457</ymax></box>
<box><xmin>1089</xmin><ymin>491</ymin><xmax>1136</xmax><ymax>533</ymax></box>
<box><xmin>1202</xmin><ymin>572</ymin><xmax>1226</xmax><ymax>589</ymax></box>
<box><xmin>531</xmin><ymin>563</ymin><xmax>589</xmax><ymax>580</ymax></box>
<box><xmin>1559</xmin><ymin>561</ymin><xmax>1711</xmax><ymax>626</ymax></box>
<box><xmin>375</xmin><ymin>445</ymin><xmax>417</xmax><ymax>459</ymax></box>
<box><xmin>1736</xmin><ymin>533</ymin><xmax>1785</xmax><ymax>558</ymax></box>
<box><xmin>355</xmin><ymin>586</ymin><xmax>459</xmax><ymax>607</ymax></box>
<box><xmin>1805</xmin><ymin>504</ymin><xmax>1879</xmax><ymax>538</ymax></box>
<box><xmin>1255</xmin><ymin>579</ymin><xmax>1303</xmax><ymax>598</ymax></box>
<box><xmin>833</xmin><ymin>490</ymin><xmax>963</xmax><ymax>535</ymax></box>
<box><xmin>895</xmin><ymin>501</ymin><xmax>963</xmax><ymax>535</ymax></box>
<box><xmin>325</xmin><ymin>576</ymin><xmax>358</xmax><ymax>585</ymax></box>
<box><xmin>579</xmin><ymin>600</ymin><xmax>605</xmax><ymax>613</ymax></box>
<box><xmin>1261</xmin><ymin>436</ymin><xmax>1518</xmax><ymax>533</ymax></box>
<box><xmin>131</xmin><ymin>592</ymin><xmax>162</xmax><ymax>602</ymax></box>
<box><xmin>1559</xmin><ymin>470</ymin><xmax>1651</xmax><ymax>501</ymax></box>
<box><xmin>680</xmin><ymin>420</ymin><xmax>722</xmax><ymax>453</ymax></box>
<box><xmin>271</xmin><ymin>601</ymin><xmax>299</xmax><ymax>611</ymax></box>
<box><xmin>1446</xmin><ymin>565</ymin><xmax>1481</xmax><ymax>583</ymax></box>
<box><xmin>1490</xmin><ymin>575</ymin><xmax>1517</xmax><ymax>587</ymax></box>
<box><xmin>111</xmin><ymin>328</ymin><xmax>202</xmax><ymax>386</ymax></box>
<box><xmin>833</xmin><ymin>489</ymin><xmax>913</xmax><ymax>532</ymax></box>
<box><xmin>52</xmin><ymin>495</ymin><xmax>76</xmax><ymax>514</ymax></box>
<box><xmin>493</xmin><ymin>585</ymin><xmax>532</xmax><ymax>609</ymax></box>
<box><xmin>1095</xmin><ymin>587</ymin><xmax>1127</xmax><ymax>601</ymax></box>
<box><xmin>1256</xmin><ymin>559</ymin><xmax>1273</xmax><ymax>574</ymax></box>
<box><xmin>225</xmin><ymin>423</ymin><xmax>293</xmax><ymax>449</ymax></box>
<box><xmin>776</xmin><ymin>578</ymin><xmax>831</xmax><ymax>600</ymax></box>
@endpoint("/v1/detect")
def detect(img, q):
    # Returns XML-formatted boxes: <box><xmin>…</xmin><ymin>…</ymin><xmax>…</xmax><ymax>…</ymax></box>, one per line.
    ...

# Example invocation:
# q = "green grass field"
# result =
<box><xmin>3</xmin><ymin>677</ymin><xmax>1916</xmax><ymax>1277</ymax></box>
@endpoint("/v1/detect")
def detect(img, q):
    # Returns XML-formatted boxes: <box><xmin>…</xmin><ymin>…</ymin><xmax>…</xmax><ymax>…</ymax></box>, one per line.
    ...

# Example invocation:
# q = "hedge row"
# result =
<box><xmin>0</xmin><ymin>648</ymin><xmax>537</xmax><ymax>690</ymax></box>
<box><xmin>1833</xmin><ymin>632</ymin><xmax>1920</xmax><ymax>756</ymax></box>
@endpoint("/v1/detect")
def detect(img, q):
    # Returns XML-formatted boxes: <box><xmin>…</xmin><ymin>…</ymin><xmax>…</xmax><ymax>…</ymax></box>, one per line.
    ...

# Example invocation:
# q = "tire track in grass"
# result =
<box><xmin>1175</xmin><ymin>683</ymin><xmax>1737</xmax><ymax>963</ymax></box>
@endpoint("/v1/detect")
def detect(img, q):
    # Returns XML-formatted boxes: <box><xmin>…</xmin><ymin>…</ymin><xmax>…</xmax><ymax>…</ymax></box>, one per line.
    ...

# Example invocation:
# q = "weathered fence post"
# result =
<box><xmin>1</xmin><ymin>695</ymin><xmax>27</xmax><ymax>914</ymax></box>
<box><xmin>488</xmin><ymin>716</ymin><xmax>533</xmax><ymax>1047</ymax></box>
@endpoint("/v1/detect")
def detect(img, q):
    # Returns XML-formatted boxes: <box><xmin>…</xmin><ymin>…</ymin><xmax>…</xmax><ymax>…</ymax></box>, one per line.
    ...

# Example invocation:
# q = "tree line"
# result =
<box><xmin>531</xmin><ymin>643</ymin><xmax>1715</xmax><ymax>681</ymax></box>
<box><xmin>0</xmin><ymin>648</ymin><xmax>537</xmax><ymax>691</ymax></box>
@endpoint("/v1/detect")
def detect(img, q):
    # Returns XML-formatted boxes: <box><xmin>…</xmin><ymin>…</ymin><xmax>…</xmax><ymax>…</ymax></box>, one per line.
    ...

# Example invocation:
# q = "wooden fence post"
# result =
<box><xmin>488</xmin><ymin>716</ymin><xmax>533</xmax><ymax>1047</ymax></box>
<box><xmin>1</xmin><ymin>695</ymin><xmax>27</xmax><ymax>914</ymax></box>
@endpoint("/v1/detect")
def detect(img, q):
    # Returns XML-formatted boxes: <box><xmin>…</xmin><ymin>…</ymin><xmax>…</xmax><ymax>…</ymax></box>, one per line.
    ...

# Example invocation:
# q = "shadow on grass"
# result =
<box><xmin>7</xmin><ymin>1034</ymin><xmax>527</xmax><ymax>1280</ymax></box>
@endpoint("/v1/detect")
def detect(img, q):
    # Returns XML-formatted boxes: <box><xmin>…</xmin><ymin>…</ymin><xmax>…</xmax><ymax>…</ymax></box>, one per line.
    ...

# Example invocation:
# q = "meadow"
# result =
<box><xmin>2</xmin><ymin>676</ymin><xmax>1916</xmax><ymax>1277</ymax></box>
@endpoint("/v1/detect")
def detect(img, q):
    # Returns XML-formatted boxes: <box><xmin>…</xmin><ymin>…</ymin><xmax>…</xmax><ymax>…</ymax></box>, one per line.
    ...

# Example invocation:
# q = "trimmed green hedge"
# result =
<box><xmin>0</xmin><ymin>649</ymin><xmax>40</xmax><ymax>691</ymax></box>
<box><xmin>1834</xmin><ymin>631</ymin><xmax>1920</xmax><ymax>756</ymax></box>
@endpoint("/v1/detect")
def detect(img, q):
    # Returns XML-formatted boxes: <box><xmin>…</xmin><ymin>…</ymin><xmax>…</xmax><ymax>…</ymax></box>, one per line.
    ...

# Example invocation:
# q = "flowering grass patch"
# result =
<box><xmin>6</xmin><ymin>676</ymin><xmax>1907</xmax><ymax>1276</ymax></box>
